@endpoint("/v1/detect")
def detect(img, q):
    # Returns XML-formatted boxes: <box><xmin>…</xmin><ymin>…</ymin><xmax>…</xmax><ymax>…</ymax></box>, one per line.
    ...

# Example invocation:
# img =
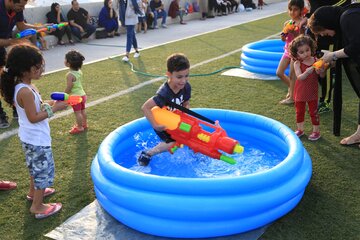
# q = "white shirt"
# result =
<box><xmin>14</xmin><ymin>83</ymin><xmax>51</xmax><ymax>146</ymax></box>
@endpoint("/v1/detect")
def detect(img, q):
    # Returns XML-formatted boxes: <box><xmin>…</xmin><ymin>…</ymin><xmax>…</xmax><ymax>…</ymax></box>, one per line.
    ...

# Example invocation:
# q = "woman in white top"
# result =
<box><xmin>119</xmin><ymin>0</ymin><xmax>142</xmax><ymax>61</ymax></box>
<box><xmin>0</xmin><ymin>44</ymin><xmax>67</xmax><ymax>219</ymax></box>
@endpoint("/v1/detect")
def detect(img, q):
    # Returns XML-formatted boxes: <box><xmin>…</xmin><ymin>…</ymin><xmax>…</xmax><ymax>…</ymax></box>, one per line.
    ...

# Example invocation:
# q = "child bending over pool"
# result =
<box><xmin>137</xmin><ymin>53</ymin><xmax>191</xmax><ymax>166</ymax></box>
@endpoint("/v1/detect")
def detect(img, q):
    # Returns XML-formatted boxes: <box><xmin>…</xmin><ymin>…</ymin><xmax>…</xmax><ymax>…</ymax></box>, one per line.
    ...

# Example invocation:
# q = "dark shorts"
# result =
<box><xmin>154</xmin><ymin>129</ymin><xmax>174</xmax><ymax>143</ymax></box>
<box><xmin>72</xmin><ymin>95</ymin><xmax>87</xmax><ymax>112</ymax></box>
<box><xmin>21</xmin><ymin>141</ymin><xmax>55</xmax><ymax>190</ymax></box>
<box><xmin>138</xmin><ymin>16</ymin><xmax>147</xmax><ymax>22</ymax></box>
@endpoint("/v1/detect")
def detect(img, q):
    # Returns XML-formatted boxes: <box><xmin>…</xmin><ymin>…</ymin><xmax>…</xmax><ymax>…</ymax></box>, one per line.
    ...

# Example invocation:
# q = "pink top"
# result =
<box><xmin>294</xmin><ymin>58</ymin><xmax>318</xmax><ymax>102</ymax></box>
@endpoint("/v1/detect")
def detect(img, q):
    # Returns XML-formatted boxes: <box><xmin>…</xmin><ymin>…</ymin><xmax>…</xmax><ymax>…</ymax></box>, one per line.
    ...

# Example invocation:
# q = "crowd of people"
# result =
<box><xmin>1</xmin><ymin>0</ymin><xmax>359</xmax><ymax>220</ymax></box>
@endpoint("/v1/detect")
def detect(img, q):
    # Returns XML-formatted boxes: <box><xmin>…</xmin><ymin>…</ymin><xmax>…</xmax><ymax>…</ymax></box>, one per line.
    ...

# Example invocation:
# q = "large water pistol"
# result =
<box><xmin>50</xmin><ymin>92</ymin><xmax>82</xmax><ymax>106</ymax></box>
<box><xmin>281</xmin><ymin>20</ymin><xmax>299</xmax><ymax>35</ymax></box>
<box><xmin>151</xmin><ymin>107</ymin><xmax>244</xmax><ymax>164</ymax></box>
<box><xmin>16</xmin><ymin>22</ymin><xmax>68</xmax><ymax>38</ymax></box>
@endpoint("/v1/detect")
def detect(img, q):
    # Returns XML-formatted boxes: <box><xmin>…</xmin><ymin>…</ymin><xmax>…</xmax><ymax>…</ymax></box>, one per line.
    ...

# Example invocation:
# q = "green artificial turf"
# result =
<box><xmin>0</xmin><ymin>12</ymin><xmax>359</xmax><ymax>239</ymax></box>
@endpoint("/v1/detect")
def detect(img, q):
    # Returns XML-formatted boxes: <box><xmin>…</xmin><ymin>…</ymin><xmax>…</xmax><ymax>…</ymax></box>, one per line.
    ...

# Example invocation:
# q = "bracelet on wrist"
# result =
<box><xmin>42</xmin><ymin>103</ymin><xmax>54</xmax><ymax>118</ymax></box>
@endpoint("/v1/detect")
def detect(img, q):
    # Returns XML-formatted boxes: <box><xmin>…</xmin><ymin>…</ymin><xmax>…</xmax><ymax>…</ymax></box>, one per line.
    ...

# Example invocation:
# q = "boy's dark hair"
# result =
<box><xmin>65</xmin><ymin>50</ymin><xmax>85</xmax><ymax>71</ymax></box>
<box><xmin>289</xmin><ymin>35</ymin><xmax>317</xmax><ymax>60</ymax></box>
<box><xmin>288</xmin><ymin>0</ymin><xmax>304</xmax><ymax>10</ymax></box>
<box><xmin>0</xmin><ymin>44</ymin><xmax>43</xmax><ymax>106</ymax></box>
<box><xmin>166</xmin><ymin>53</ymin><xmax>190</xmax><ymax>73</ymax></box>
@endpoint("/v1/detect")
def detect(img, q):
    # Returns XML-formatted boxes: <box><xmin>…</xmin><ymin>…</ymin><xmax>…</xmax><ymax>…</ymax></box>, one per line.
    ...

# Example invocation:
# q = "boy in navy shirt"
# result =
<box><xmin>138</xmin><ymin>53</ymin><xmax>191</xmax><ymax>166</ymax></box>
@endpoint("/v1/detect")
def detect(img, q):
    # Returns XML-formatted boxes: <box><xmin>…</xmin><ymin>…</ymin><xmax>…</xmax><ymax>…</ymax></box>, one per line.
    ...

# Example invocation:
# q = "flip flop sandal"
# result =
<box><xmin>0</xmin><ymin>181</ymin><xmax>17</xmax><ymax>190</ymax></box>
<box><xmin>35</xmin><ymin>203</ymin><xmax>62</xmax><ymax>219</ymax></box>
<box><xmin>27</xmin><ymin>187</ymin><xmax>56</xmax><ymax>201</ymax></box>
<box><xmin>69</xmin><ymin>126</ymin><xmax>84</xmax><ymax>134</ymax></box>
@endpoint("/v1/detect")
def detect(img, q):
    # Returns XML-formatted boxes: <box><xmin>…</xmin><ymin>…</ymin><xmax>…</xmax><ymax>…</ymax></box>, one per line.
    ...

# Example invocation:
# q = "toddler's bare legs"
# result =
<box><xmin>74</xmin><ymin>111</ymin><xmax>84</xmax><ymax>131</ymax></box>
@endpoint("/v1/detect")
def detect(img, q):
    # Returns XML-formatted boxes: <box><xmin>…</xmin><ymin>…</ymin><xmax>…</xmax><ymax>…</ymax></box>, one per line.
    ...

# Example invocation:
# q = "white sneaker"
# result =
<box><xmin>122</xmin><ymin>56</ymin><xmax>129</xmax><ymax>62</ymax></box>
<box><xmin>134</xmin><ymin>52</ymin><xmax>140</xmax><ymax>58</ymax></box>
<box><xmin>161</xmin><ymin>24</ymin><xmax>167</xmax><ymax>28</ymax></box>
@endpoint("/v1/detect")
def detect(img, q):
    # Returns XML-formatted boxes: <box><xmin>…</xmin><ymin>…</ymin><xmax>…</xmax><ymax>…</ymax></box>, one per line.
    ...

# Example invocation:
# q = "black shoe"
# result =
<box><xmin>137</xmin><ymin>151</ymin><xmax>151</xmax><ymax>166</ymax></box>
<box><xmin>0</xmin><ymin>116</ymin><xmax>10</xmax><ymax>128</ymax></box>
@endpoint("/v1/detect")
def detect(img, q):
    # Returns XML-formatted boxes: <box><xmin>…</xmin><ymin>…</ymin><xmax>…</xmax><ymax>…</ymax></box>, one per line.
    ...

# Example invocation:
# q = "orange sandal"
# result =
<box><xmin>69</xmin><ymin>126</ymin><xmax>84</xmax><ymax>134</ymax></box>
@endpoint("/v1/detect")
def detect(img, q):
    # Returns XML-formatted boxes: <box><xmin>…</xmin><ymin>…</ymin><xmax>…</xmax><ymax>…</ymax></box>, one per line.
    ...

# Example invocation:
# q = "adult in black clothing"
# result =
<box><xmin>308</xmin><ymin>3</ymin><xmax>360</xmax><ymax>147</ymax></box>
<box><xmin>46</xmin><ymin>3</ymin><xmax>74</xmax><ymax>45</ymax></box>
<box><xmin>67</xmin><ymin>0</ymin><xmax>96</xmax><ymax>41</ymax></box>
<box><xmin>301</xmin><ymin>0</ymin><xmax>351</xmax><ymax>114</ymax></box>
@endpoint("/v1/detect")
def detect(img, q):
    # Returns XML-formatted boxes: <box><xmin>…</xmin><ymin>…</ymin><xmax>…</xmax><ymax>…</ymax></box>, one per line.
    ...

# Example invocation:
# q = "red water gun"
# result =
<box><xmin>151</xmin><ymin>107</ymin><xmax>244</xmax><ymax>165</ymax></box>
<box><xmin>50</xmin><ymin>92</ymin><xmax>82</xmax><ymax>106</ymax></box>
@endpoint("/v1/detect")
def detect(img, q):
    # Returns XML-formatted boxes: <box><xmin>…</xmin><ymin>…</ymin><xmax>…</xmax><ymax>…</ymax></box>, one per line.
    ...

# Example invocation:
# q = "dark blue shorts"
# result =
<box><xmin>154</xmin><ymin>130</ymin><xmax>174</xmax><ymax>143</ymax></box>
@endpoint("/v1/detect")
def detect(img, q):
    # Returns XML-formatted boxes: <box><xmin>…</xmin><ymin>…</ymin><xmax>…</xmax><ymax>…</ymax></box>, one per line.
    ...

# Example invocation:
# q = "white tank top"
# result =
<box><xmin>14</xmin><ymin>83</ymin><xmax>51</xmax><ymax>146</ymax></box>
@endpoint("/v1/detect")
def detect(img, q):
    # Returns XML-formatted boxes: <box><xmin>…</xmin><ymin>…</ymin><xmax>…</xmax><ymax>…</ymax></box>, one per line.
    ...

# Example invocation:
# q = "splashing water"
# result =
<box><xmin>116</xmin><ymin>130</ymin><xmax>285</xmax><ymax>178</ymax></box>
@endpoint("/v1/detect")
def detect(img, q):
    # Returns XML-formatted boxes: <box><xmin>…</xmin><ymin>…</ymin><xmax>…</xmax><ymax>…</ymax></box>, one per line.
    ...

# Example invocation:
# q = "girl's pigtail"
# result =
<box><xmin>0</xmin><ymin>66</ymin><xmax>16</xmax><ymax>106</ymax></box>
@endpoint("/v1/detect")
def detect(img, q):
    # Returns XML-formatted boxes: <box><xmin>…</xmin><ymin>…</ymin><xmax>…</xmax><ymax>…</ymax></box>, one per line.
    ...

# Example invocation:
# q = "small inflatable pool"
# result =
<box><xmin>91</xmin><ymin>109</ymin><xmax>312</xmax><ymax>238</ymax></box>
<box><xmin>241</xmin><ymin>39</ymin><xmax>289</xmax><ymax>76</ymax></box>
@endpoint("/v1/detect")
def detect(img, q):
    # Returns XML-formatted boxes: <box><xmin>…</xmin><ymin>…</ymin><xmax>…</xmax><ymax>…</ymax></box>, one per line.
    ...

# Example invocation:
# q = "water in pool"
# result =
<box><xmin>116</xmin><ymin>130</ymin><xmax>285</xmax><ymax>178</ymax></box>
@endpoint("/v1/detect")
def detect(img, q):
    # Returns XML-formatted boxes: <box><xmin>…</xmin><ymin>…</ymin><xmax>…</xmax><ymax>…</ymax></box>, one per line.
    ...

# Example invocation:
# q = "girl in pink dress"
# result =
<box><xmin>277</xmin><ymin>0</ymin><xmax>305</xmax><ymax>105</ymax></box>
<box><xmin>289</xmin><ymin>35</ymin><xmax>326</xmax><ymax>141</ymax></box>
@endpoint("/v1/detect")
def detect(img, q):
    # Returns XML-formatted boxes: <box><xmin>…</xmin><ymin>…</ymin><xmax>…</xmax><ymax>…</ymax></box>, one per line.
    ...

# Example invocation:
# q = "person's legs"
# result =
<box><xmin>308</xmin><ymin>99</ymin><xmax>320</xmax><ymax>132</ymax></box>
<box><xmin>276</xmin><ymin>55</ymin><xmax>292</xmax><ymax>103</ymax></box>
<box><xmin>295</xmin><ymin>101</ymin><xmax>306</xmax><ymax>135</ymax></box>
<box><xmin>83</xmin><ymin>24</ymin><xmax>96</xmax><ymax>39</ymax></box>
<box><xmin>70</xmin><ymin>26</ymin><xmax>82</xmax><ymax>40</ymax></box>
<box><xmin>160</xmin><ymin>10</ymin><xmax>167</xmax><ymax>25</ymax></box>
<box><xmin>65</xmin><ymin>26</ymin><xmax>74</xmax><ymax>43</ymax></box>
<box><xmin>126</xmin><ymin>25</ymin><xmax>135</xmax><ymax>54</ymax></box>
<box><xmin>153</xmin><ymin>11</ymin><xmax>158</xmax><ymax>28</ymax></box>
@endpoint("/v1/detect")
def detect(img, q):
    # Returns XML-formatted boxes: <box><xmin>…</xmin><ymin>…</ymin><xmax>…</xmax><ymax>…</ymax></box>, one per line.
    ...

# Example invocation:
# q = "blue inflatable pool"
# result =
<box><xmin>91</xmin><ymin>109</ymin><xmax>312</xmax><ymax>238</ymax></box>
<box><xmin>241</xmin><ymin>39</ymin><xmax>289</xmax><ymax>76</ymax></box>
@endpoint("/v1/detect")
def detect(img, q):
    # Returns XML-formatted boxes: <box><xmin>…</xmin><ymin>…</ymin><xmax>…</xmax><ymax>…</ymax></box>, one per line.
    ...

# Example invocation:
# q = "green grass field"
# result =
<box><xmin>0</xmin><ymin>13</ymin><xmax>359</xmax><ymax>239</ymax></box>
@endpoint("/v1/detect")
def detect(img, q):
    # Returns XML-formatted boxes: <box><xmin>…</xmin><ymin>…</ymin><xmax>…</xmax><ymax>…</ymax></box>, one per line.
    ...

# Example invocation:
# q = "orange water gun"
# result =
<box><xmin>50</xmin><ymin>92</ymin><xmax>82</xmax><ymax>106</ymax></box>
<box><xmin>151</xmin><ymin>107</ymin><xmax>244</xmax><ymax>165</ymax></box>
<box><xmin>312</xmin><ymin>59</ymin><xmax>330</xmax><ymax>70</ymax></box>
<box><xmin>281</xmin><ymin>20</ymin><xmax>299</xmax><ymax>35</ymax></box>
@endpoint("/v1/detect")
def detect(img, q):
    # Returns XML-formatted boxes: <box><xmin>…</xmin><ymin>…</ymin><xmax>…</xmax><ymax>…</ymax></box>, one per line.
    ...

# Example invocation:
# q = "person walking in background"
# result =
<box><xmin>0</xmin><ymin>44</ymin><xmax>67</xmax><ymax>219</ymax></box>
<box><xmin>64</xmin><ymin>50</ymin><xmax>88</xmax><ymax>134</ymax></box>
<box><xmin>119</xmin><ymin>0</ymin><xmax>142</xmax><ymax>62</ymax></box>
<box><xmin>276</xmin><ymin>0</ymin><xmax>304</xmax><ymax>105</ymax></box>
<box><xmin>99</xmin><ymin>0</ymin><xmax>120</xmax><ymax>38</ymax></box>
<box><xmin>289</xmin><ymin>35</ymin><xmax>325</xmax><ymax>141</ymax></box>
<box><xmin>46</xmin><ymin>2</ymin><xmax>74</xmax><ymax>45</ymax></box>
<box><xmin>67</xmin><ymin>0</ymin><xmax>96</xmax><ymax>42</ymax></box>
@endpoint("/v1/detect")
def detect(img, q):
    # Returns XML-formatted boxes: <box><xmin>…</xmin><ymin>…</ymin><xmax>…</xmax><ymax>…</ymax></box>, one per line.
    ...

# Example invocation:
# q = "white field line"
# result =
<box><xmin>0</xmin><ymin>32</ymin><xmax>280</xmax><ymax>142</ymax></box>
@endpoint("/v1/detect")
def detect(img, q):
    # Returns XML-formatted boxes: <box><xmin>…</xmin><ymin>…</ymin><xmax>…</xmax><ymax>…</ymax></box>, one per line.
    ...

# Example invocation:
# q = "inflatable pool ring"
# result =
<box><xmin>241</xmin><ymin>39</ymin><xmax>289</xmax><ymax>76</ymax></box>
<box><xmin>91</xmin><ymin>109</ymin><xmax>312</xmax><ymax>238</ymax></box>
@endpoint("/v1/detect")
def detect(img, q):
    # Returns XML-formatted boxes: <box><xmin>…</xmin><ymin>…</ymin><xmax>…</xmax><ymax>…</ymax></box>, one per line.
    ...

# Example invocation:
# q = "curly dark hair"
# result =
<box><xmin>166</xmin><ymin>53</ymin><xmax>190</xmax><ymax>73</ymax></box>
<box><xmin>0</xmin><ymin>44</ymin><xmax>43</xmax><ymax>106</ymax></box>
<box><xmin>289</xmin><ymin>35</ymin><xmax>317</xmax><ymax>60</ymax></box>
<box><xmin>65</xmin><ymin>50</ymin><xmax>85</xmax><ymax>71</ymax></box>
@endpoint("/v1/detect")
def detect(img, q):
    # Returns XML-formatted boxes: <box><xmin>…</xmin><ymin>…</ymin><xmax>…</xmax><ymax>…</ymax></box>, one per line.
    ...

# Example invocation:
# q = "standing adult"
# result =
<box><xmin>119</xmin><ymin>0</ymin><xmax>141</xmax><ymax>62</ymax></box>
<box><xmin>301</xmin><ymin>0</ymin><xmax>352</xmax><ymax>114</ymax></box>
<box><xmin>149</xmin><ymin>0</ymin><xmax>167</xmax><ymax>29</ymax></box>
<box><xmin>0</xmin><ymin>0</ymin><xmax>38</xmax><ymax>127</ymax></box>
<box><xmin>308</xmin><ymin>3</ymin><xmax>360</xmax><ymax>147</ymax></box>
<box><xmin>46</xmin><ymin>2</ymin><xmax>74</xmax><ymax>45</ymax></box>
<box><xmin>98</xmin><ymin>0</ymin><xmax>119</xmax><ymax>38</ymax></box>
<box><xmin>67</xmin><ymin>0</ymin><xmax>96</xmax><ymax>42</ymax></box>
